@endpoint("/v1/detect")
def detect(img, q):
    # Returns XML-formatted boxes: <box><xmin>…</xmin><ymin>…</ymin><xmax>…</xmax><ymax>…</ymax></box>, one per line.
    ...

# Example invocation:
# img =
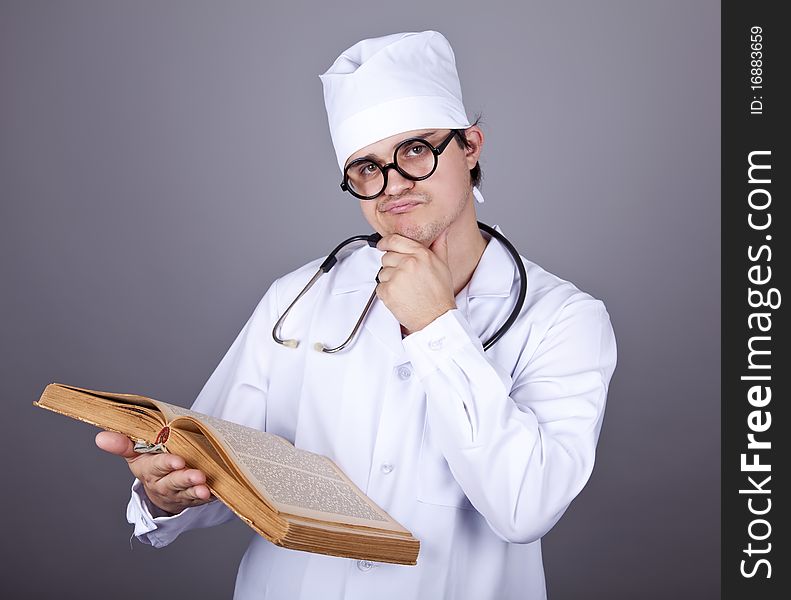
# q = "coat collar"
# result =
<box><xmin>329</xmin><ymin>245</ymin><xmax>381</xmax><ymax>296</ymax></box>
<box><xmin>465</xmin><ymin>225</ymin><xmax>515</xmax><ymax>299</ymax></box>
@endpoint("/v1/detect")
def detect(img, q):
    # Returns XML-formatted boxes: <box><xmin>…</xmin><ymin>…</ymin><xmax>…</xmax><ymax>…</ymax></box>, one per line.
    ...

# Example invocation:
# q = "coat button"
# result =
<box><xmin>428</xmin><ymin>337</ymin><xmax>444</xmax><ymax>350</ymax></box>
<box><xmin>380</xmin><ymin>463</ymin><xmax>394</xmax><ymax>474</ymax></box>
<box><xmin>397</xmin><ymin>366</ymin><xmax>412</xmax><ymax>380</ymax></box>
<box><xmin>357</xmin><ymin>560</ymin><xmax>374</xmax><ymax>571</ymax></box>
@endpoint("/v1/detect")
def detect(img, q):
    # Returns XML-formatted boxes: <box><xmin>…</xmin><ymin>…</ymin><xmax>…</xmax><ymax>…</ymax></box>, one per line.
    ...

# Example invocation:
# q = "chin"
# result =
<box><xmin>391</xmin><ymin>221</ymin><xmax>443</xmax><ymax>245</ymax></box>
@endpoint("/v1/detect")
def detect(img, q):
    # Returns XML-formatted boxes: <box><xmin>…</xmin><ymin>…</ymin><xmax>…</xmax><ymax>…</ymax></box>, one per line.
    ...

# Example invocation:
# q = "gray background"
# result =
<box><xmin>1</xmin><ymin>1</ymin><xmax>720</xmax><ymax>598</ymax></box>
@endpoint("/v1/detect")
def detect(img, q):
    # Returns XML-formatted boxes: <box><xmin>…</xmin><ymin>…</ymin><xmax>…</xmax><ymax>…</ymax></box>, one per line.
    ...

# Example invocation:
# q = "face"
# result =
<box><xmin>344</xmin><ymin>127</ymin><xmax>483</xmax><ymax>245</ymax></box>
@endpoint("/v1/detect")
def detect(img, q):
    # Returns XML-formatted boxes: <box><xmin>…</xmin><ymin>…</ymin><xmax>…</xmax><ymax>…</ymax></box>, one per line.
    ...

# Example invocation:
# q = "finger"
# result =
<box><xmin>182</xmin><ymin>484</ymin><xmax>212</xmax><ymax>502</ymax></box>
<box><xmin>160</xmin><ymin>468</ymin><xmax>207</xmax><ymax>492</ymax></box>
<box><xmin>150</xmin><ymin>482</ymin><xmax>211</xmax><ymax>511</ymax></box>
<box><xmin>376</xmin><ymin>266</ymin><xmax>396</xmax><ymax>283</ymax></box>
<box><xmin>429</xmin><ymin>228</ymin><xmax>450</xmax><ymax>265</ymax></box>
<box><xmin>156</xmin><ymin>472</ymin><xmax>211</xmax><ymax>503</ymax></box>
<box><xmin>376</xmin><ymin>234</ymin><xmax>425</xmax><ymax>255</ymax></box>
<box><xmin>380</xmin><ymin>251</ymin><xmax>409</xmax><ymax>268</ymax></box>
<box><xmin>145</xmin><ymin>453</ymin><xmax>187</xmax><ymax>479</ymax></box>
<box><xmin>95</xmin><ymin>431</ymin><xmax>137</xmax><ymax>460</ymax></box>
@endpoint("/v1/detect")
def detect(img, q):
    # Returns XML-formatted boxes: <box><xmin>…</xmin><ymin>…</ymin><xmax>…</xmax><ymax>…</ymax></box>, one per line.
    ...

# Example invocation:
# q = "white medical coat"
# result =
<box><xmin>127</xmin><ymin>232</ymin><xmax>617</xmax><ymax>600</ymax></box>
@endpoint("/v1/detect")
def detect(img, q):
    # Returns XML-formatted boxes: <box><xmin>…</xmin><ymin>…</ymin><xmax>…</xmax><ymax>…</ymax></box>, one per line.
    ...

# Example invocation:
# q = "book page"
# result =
<box><xmin>162</xmin><ymin>404</ymin><xmax>400</xmax><ymax>530</ymax></box>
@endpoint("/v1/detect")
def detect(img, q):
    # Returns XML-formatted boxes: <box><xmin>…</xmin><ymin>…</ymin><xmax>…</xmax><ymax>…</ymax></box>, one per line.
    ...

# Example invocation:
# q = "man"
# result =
<box><xmin>97</xmin><ymin>31</ymin><xmax>616</xmax><ymax>599</ymax></box>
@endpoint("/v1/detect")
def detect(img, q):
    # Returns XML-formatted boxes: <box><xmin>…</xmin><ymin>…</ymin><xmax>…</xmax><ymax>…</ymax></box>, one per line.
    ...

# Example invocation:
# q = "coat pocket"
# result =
<box><xmin>416</xmin><ymin>418</ymin><xmax>475</xmax><ymax>511</ymax></box>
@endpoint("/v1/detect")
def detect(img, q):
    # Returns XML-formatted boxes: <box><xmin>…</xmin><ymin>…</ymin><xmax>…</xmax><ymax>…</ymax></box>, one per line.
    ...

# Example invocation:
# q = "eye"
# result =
<box><xmin>406</xmin><ymin>143</ymin><xmax>426</xmax><ymax>156</ymax></box>
<box><xmin>356</xmin><ymin>162</ymin><xmax>378</xmax><ymax>178</ymax></box>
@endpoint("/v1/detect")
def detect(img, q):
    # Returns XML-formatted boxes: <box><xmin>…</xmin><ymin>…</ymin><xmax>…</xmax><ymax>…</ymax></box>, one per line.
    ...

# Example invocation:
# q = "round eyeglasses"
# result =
<box><xmin>340</xmin><ymin>130</ymin><xmax>464</xmax><ymax>200</ymax></box>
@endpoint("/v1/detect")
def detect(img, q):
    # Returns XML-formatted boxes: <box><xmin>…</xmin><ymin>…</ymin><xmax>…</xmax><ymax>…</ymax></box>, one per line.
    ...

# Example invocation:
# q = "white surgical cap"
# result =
<box><xmin>320</xmin><ymin>31</ymin><xmax>484</xmax><ymax>203</ymax></box>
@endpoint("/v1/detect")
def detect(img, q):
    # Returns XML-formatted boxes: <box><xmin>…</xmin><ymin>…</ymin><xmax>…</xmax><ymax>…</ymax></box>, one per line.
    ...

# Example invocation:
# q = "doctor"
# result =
<box><xmin>97</xmin><ymin>31</ymin><xmax>616</xmax><ymax>600</ymax></box>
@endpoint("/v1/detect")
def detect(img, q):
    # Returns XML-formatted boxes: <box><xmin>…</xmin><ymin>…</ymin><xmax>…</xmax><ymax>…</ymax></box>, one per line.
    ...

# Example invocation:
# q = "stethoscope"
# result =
<box><xmin>272</xmin><ymin>221</ymin><xmax>527</xmax><ymax>354</ymax></box>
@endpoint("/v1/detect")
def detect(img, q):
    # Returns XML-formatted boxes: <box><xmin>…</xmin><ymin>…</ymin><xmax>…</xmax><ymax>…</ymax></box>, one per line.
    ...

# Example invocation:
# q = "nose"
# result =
<box><xmin>383</xmin><ymin>166</ymin><xmax>415</xmax><ymax>197</ymax></box>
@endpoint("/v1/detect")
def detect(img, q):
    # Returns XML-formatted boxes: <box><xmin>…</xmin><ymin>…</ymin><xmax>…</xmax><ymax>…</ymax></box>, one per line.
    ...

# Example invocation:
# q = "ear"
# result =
<box><xmin>461</xmin><ymin>125</ymin><xmax>484</xmax><ymax>170</ymax></box>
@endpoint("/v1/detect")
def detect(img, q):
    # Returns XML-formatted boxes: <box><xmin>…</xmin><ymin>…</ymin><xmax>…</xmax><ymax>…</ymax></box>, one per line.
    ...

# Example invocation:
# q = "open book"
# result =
<box><xmin>35</xmin><ymin>383</ymin><xmax>419</xmax><ymax>565</ymax></box>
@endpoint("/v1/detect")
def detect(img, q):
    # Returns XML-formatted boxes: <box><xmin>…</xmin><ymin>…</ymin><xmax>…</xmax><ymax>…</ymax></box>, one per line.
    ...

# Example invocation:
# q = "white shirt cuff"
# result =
<box><xmin>126</xmin><ymin>479</ymin><xmax>218</xmax><ymax>548</ymax></box>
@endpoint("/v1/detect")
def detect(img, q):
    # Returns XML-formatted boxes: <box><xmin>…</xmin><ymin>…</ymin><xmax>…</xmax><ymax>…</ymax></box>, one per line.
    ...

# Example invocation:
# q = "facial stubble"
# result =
<box><xmin>378</xmin><ymin>187</ymin><xmax>472</xmax><ymax>246</ymax></box>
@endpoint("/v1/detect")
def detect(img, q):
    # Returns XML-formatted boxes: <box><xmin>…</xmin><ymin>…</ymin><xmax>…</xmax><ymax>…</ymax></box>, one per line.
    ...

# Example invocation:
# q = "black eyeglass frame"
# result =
<box><xmin>340</xmin><ymin>129</ymin><xmax>464</xmax><ymax>200</ymax></box>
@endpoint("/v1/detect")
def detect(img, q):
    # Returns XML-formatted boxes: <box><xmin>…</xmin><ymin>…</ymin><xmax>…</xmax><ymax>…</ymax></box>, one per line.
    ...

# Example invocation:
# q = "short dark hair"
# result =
<box><xmin>453</xmin><ymin>116</ymin><xmax>483</xmax><ymax>189</ymax></box>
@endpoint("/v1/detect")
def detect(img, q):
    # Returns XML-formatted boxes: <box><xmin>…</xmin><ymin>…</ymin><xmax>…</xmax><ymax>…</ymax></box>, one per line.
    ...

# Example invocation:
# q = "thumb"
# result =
<box><xmin>96</xmin><ymin>431</ymin><xmax>138</xmax><ymax>461</ymax></box>
<box><xmin>429</xmin><ymin>228</ymin><xmax>450</xmax><ymax>265</ymax></box>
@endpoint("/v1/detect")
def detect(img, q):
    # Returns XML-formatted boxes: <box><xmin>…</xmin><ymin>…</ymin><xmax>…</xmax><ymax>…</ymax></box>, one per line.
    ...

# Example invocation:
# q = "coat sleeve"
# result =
<box><xmin>127</xmin><ymin>281</ymin><xmax>280</xmax><ymax>547</ymax></box>
<box><xmin>402</xmin><ymin>295</ymin><xmax>616</xmax><ymax>544</ymax></box>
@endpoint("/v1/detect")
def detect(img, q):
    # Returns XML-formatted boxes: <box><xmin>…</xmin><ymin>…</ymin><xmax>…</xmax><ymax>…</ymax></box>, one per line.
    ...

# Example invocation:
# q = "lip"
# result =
<box><xmin>380</xmin><ymin>199</ymin><xmax>424</xmax><ymax>214</ymax></box>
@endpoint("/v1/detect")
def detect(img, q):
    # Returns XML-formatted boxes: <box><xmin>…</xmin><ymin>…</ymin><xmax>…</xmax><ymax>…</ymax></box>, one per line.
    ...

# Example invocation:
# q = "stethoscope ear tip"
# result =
<box><xmin>282</xmin><ymin>339</ymin><xmax>299</xmax><ymax>349</ymax></box>
<box><xmin>313</xmin><ymin>342</ymin><xmax>327</xmax><ymax>352</ymax></box>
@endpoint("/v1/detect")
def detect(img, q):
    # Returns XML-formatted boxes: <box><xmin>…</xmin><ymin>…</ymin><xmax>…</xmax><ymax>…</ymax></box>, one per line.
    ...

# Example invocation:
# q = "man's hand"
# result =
<box><xmin>376</xmin><ymin>230</ymin><xmax>457</xmax><ymax>334</ymax></box>
<box><xmin>96</xmin><ymin>431</ymin><xmax>212</xmax><ymax>515</ymax></box>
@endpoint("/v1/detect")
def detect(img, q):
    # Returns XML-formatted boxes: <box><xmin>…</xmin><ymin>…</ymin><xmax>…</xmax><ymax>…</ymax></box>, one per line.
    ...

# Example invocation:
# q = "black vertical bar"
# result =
<box><xmin>723</xmin><ymin>1</ymin><xmax>788</xmax><ymax>598</ymax></box>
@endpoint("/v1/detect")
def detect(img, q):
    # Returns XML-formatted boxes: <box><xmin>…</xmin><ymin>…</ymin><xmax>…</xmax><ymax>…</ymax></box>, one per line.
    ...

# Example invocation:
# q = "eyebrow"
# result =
<box><xmin>349</xmin><ymin>130</ymin><xmax>440</xmax><ymax>165</ymax></box>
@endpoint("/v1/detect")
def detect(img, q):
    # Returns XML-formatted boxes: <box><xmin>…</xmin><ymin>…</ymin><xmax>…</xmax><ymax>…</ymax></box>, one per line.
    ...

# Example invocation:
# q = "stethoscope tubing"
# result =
<box><xmin>271</xmin><ymin>221</ymin><xmax>526</xmax><ymax>352</ymax></box>
<box><xmin>476</xmin><ymin>222</ymin><xmax>527</xmax><ymax>350</ymax></box>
